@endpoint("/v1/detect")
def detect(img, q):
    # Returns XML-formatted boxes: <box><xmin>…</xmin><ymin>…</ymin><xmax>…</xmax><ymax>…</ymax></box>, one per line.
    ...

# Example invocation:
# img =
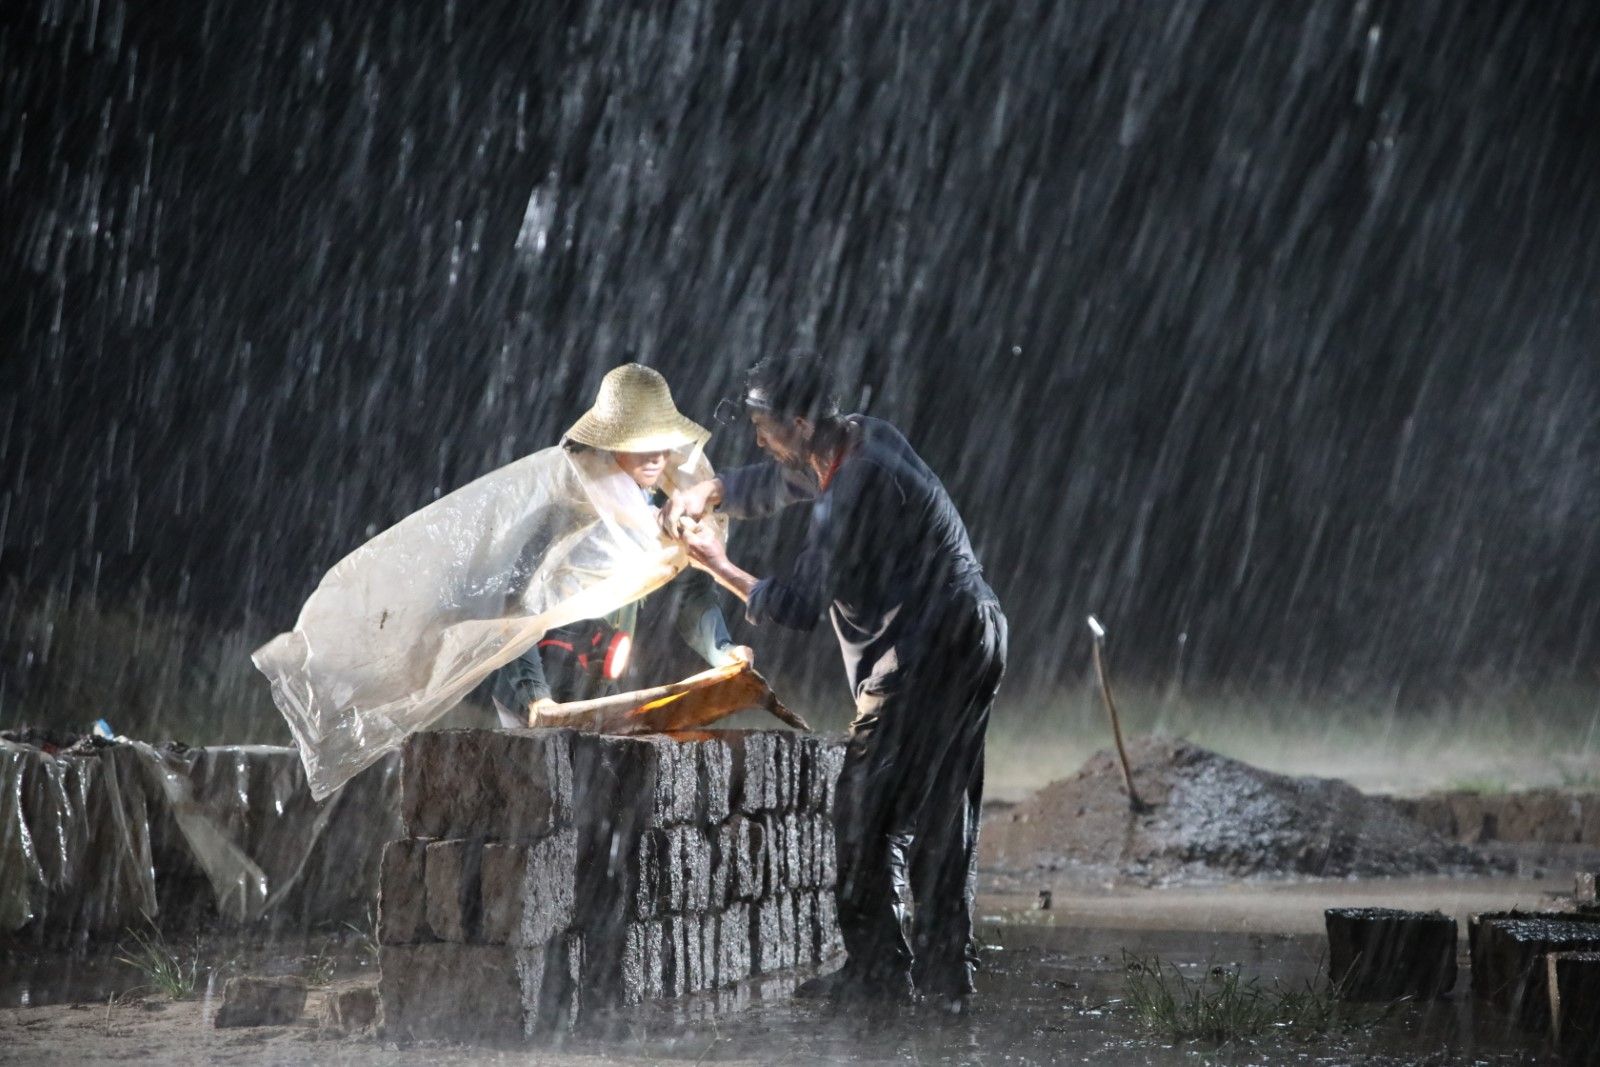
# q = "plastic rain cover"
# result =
<box><xmin>254</xmin><ymin>443</ymin><xmax>724</xmax><ymax>800</ymax></box>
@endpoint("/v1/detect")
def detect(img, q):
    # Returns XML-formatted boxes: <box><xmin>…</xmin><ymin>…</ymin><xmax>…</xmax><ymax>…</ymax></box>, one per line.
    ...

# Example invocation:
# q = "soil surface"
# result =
<box><xmin>0</xmin><ymin>874</ymin><xmax>1571</xmax><ymax>1066</ymax></box>
<box><xmin>980</xmin><ymin>737</ymin><xmax>1503</xmax><ymax>887</ymax></box>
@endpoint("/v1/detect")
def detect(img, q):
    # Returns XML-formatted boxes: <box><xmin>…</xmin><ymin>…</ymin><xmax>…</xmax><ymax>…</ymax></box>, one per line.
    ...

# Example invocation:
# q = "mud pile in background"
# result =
<box><xmin>981</xmin><ymin>737</ymin><xmax>1505</xmax><ymax>887</ymax></box>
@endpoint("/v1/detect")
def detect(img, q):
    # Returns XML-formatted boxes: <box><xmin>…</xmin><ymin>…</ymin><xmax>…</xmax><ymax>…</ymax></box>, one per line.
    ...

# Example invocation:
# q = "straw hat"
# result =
<box><xmin>563</xmin><ymin>364</ymin><xmax>710</xmax><ymax>453</ymax></box>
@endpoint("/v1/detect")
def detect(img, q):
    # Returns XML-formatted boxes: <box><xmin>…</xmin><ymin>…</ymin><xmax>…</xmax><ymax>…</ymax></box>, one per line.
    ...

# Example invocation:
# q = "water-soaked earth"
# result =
<box><xmin>0</xmin><ymin>875</ymin><xmax>1569</xmax><ymax>1065</ymax></box>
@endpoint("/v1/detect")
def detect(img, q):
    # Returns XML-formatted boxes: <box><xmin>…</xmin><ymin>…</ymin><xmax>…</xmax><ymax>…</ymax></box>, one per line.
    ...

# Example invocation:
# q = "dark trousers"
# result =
<box><xmin>831</xmin><ymin>597</ymin><xmax>1007</xmax><ymax>999</ymax></box>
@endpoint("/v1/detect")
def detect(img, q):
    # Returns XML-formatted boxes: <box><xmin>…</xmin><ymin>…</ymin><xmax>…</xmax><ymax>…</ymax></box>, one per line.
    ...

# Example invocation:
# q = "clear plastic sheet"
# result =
<box><xmin>254</xmin><ymin>444</ymin><xmax>724</xmax><ymax>800</ymax></box>
<box><xmin>0</xmin><ymin>738</ymin><xmax>400</xmax><ymax>940</ymax></box>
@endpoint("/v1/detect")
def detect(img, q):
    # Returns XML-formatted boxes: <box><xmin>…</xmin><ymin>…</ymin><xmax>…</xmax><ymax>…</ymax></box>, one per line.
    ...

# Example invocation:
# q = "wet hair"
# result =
<box><xmin>744</xmin><ymin>353</ymin><xmax>842</xmax><ymax>425</ymax></box>
<box><xmin>561</xmin><ymin>439</ymin><xmax>591</xmax><ymax>454</ymax></box>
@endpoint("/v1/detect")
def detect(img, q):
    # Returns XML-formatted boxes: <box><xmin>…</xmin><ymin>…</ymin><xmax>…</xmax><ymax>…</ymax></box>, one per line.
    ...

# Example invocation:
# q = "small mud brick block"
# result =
<box><xmin>1502</xmin><ymin>791</ymin><xmax>1582</xmax><ymax>844</ymax></box>
<box><xmin>667</xmin><ymin>913</ymin><xmax>710</xmax><ymax>996</ymax></box>
<box><xmin>619</xmin><ymin>920</ymin><xmax>668</xmax><ymax>1005</ymax></box>
<box><xmin>1583</xmin><ymin>797</ymin><xmax>1600</xmax><ymax>847</ymax></box>
<box><xmin>402</xmin><ymin>729</ymin><xmax>573</xmax><ymax>841</ymax></box>
<box><xmin>793</xmin><ymin>893</ymin><xmax>819</xmax><ymax>965</ymax></box>
<box><xmin>215</xmin><ymin>975</ymin><xmax>308</xmax><ymax>1028</ymax></box>
<box><xmin>424</xmin><ymin>840</ymin><xmax>482</xmax><ymax>942</ymax></box>
<box><xmin>817</xmin><ymin>816</ymin><xmax>838</xmax><ymax>889</ymax></box>
<box><xmin>1475</xmin><ymin>917</ymin><xmax>1600</xmax><ymax>1029</ymax></box>
<box><xmin>730</xmin><ymin>732</ymin><xmax>779</xmax><ymax>813</ymax></box>
<box><xmin>1447</xmin><ymin>793</ymin><xmax>1493</xmax><ymax>844</ymax></box>
<box><xmin>1548</xmin><ymin>952</ymin><xmax>1600</xmax><ymax>1065</ymax></box>
<box><xmin>815</xmin><ymin>738</ymin><xmax>846</xmax><ymax>814</ymax></box>
<box><xmin>525</xmin><ymin>932</ymin><xmax>584</xmax><ymax>1036</ymax></box>
<box><xmin>716</xmin><ymin>817</ymin><xmax>765</xmax><ymax>902</ymax></box>
<box><xmin>774</xmin><ymin>731</ymin><xmax>803</xmax><ymax>812</ymax></box>
<box><xmin>1578</xmin><ymin>872</ymin><xmax>1597</xmax><ymax>904</ymax></box>
<box><xmin>718</xmin><ymin>903</ymin><xmax>752</xmax><ymax>985</ymax></box>
<box><xmin>379</xmin><ymin>840</ymin><xmax>429</xmax><ymax>945</ymax></box>
<box><xmin>379</xmin><ymin>944</ymin><xmax>522</xmax><ymax>1042</ymax></box>
<box><xmin>480</xmin><ymin>829</ymin><xmax>578</xmax><ymax>946</ymax></box>
<box><xmin>652</xmin><ymin>738</ymin><xmax>700</xmax><ymax>826</ymax></box>
<box><xmin>1325</xmin><ymin>907</ymin><xmax>1456</xmax><ymax>1001</ymax></box>
<box><xmin>709</xmin><ymin>826</ymin><xmax>730</xmax><ymax>907</ymax></box>
<box><xmin>699</xmin><ymin>739</ymin><xmax>733</xmax><ymax>824</ymax></box>
<box><xmin>678</xmin><ymin>826</ymin><xmax>715</xmax><ymax>914</ymax></box>
<box><xmin>322</xmin><ymin>985</ymin><xmax>379</xmax><ymax>1033</ymax></box>
<box><xmin>816</xmin><ymin>892</ymin><xmax>843</xmax><ymax>958</ymax></box>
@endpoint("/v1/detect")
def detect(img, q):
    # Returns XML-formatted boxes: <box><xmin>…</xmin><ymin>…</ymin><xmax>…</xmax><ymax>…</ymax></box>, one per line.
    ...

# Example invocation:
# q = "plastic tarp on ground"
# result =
<box><xmin>253</xmin><ymin>444</ymin><xmax>724</xmax><ymax>800</ymax></box>
<box><xmin>0</xmin><ymin>738</ymin><xmax>400</xmax><ymax>942</ymax></box>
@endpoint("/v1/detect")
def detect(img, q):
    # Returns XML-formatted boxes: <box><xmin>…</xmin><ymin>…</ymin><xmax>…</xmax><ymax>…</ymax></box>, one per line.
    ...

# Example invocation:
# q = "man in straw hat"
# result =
<box><xmin>489</xmin><ymin>363</ymin><xmax>750</xmax><ymax>727</ymax></box>
<box><xmin>662</xmin><ymin>354</ymin><xmax>1007</xmax><ymax>1013</ymax></box>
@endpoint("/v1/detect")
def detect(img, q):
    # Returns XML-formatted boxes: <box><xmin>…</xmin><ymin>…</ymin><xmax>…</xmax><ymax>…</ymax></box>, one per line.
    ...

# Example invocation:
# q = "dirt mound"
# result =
<box><xmin>981</xmin><ymin>737</ymin><xmax>1505</xmax><ymax>886</ymax></box>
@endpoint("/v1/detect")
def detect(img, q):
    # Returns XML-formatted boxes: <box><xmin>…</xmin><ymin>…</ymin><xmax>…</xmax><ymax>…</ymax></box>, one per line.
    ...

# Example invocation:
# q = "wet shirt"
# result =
<box><xmin>718</xmin><ymin>415</ymin><xmax>995</xmax><ymax>697</ymax></box>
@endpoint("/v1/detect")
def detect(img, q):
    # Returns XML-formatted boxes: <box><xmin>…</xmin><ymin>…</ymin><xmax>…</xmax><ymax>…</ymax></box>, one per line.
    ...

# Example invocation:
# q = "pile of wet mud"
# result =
<box><xmin>981</xmin><ymin>737</ymin><xmax>1506</xmax><ymax>887</ymax></box>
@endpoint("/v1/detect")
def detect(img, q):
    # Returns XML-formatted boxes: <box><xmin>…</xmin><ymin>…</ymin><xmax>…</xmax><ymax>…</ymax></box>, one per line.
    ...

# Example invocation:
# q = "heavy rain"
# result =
<box><xmin>3</xmin><ymin>1</ymin><xmax>1599</xmax><ymax>1064</ymax></box>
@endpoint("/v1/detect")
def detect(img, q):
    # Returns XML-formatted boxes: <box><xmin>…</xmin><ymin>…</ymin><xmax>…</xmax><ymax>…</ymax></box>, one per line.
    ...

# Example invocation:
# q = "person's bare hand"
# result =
<box><xmin>528</xmin><ymin>697</ymin><xmax>558</xmax><ymax>727</ymax></box>
<box><xmin>677</xmin><ymin>517</ymin><xmax>727</xmax><ymax>569</ymax></box>
<box><xmin>722</xmin><ymin>644</ymin><xmax>755</xmax><ymax>668</ymax></box>
<box><xmin>659</xmin><ymin>478</ymin><xmax>723</xmax><ymax>537</ymax></box>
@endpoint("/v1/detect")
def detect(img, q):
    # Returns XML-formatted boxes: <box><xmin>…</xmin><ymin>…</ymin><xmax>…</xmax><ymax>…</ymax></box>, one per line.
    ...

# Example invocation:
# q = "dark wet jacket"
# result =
<box><xmin>719</xmin><ymin>415</ymin><xmax>995</xmax><ymax>697</ymax></box>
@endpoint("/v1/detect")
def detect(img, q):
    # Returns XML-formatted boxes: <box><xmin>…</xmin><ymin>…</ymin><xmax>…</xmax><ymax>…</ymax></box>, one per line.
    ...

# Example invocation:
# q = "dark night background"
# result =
<box><xmin>3</xmin><ymin>0</ymin><xmax>1599</xmax><ymax>738</ymax></box>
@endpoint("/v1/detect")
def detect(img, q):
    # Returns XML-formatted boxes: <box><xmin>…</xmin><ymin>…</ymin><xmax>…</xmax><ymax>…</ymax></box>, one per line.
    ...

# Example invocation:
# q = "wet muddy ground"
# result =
<box><xmin>0</xmin><ymin>872</ymin><xmax>1574</xmax><ymax>1065</ymax></box>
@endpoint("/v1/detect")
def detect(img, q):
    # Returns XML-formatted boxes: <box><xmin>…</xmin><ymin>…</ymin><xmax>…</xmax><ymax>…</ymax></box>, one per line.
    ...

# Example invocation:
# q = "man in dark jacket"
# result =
<box><xmin>664</xmin><ymin>355</ymin><xmax>1007</xmax><ymax>1011</ymax></box>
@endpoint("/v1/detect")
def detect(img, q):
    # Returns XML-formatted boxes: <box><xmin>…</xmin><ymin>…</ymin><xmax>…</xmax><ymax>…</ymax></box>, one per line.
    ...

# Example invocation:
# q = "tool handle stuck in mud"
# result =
<box><xmin>1087</xmin><ymin>616</ymin><xmax>1153</xmax><ymax>815</ymax></box>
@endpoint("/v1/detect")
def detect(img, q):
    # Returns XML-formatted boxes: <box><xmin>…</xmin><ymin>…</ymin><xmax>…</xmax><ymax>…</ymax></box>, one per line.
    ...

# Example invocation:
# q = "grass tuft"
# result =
<box><xmin>1122</xmin><ymin>952</ymin><xmax>1377</xmax><ymax>1045</ymax></box>
<box><xmin>115</xmin><ymin>927</ymin><xmax>200</xmax><ymax>1000</ymax></box>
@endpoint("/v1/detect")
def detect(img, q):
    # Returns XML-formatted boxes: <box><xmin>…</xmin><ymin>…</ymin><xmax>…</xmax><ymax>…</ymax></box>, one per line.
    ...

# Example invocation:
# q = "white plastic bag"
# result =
<box><xmin>254</xmin><ymin>443</ymin><xmax>721</xmax><ymax>799</ymax></box>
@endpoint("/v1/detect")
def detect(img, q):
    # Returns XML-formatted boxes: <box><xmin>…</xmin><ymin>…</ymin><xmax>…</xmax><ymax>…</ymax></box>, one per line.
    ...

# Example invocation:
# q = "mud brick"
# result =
<box><xmin>1475</xmin><ymin>917</ymin><xmax>1600</xmax><ymax>1029</ymax></box>
<box><xmin>1324</xmin><ymin>907</ymin><xmax>1456</xmax><ymax>1001</ymax></box>
<box><xmin>619</xmin><ymin>920</ymin><xmax>667</xmax><ymax>1005</ymax></box>
<box><xmin>729</xmin><ymin>732</ymin><xmax>779</xmax><ymax>813</ymax></box>
<box><xmin>677</xmin><ymin>826</ymin><xmax>715</xmax><ymax>914</ymax></box>
<box><xmin>1578</xmin><ymin>872</ymin><xmax>1598</xmax><ymax>904</ymax></box>
<box><xmin>401</xmin><ymin>729</ymin><xmax>573</xmax><ymax>841</ymax></box>
<box><xmin>718</xmin><ymin>903</ymin><xmax>752</xmax><ymax>986</ymax></box>
<box><xmin>1447</xmin><ymin>792</ymin><xmax>1494</xmax><ymax>843</ymax></box>
<box><xmin>379</xmin><ymin>840</ymin><xmax>429</xmax><ymax>945</ymax></box>
<box><xmin>698</xmin><ymin>740</ymin><xmax>734</xmax><ymax>824</ymax></box>
<box><xmin>750</xmin><ymin>893</ymin><xmax>794</xmax><ymax>975</ymax></box>
<box><xmin>654</xmin><ymin>739</ymin><xmax>700</xmax><ymax>825</ymax></box>
<box><xmin>799</xmin><ymin>735</ymin><xmax>843</xmax><ymax>813</ymax></box>
<box><xmin>424</xmin><ymin>840</ymin><xmax>484</xmax><ymax>942</ymax></box>
<box><xmin>379</xmin><ymin>943</ymin><xmax>523</xmax><ymax>1042</ymax></box>
<box><xmin>628</xmin><ymin>829</ymin><xmax>672</xmax><ymax>919</ymax></box>
<box><xmin>817</xmin><ymin>816</ymin><xmax>838</xmax><ymax>889</ymax></box>
<box><xmin>1547</xmin><ymin>952</ymin><xmax>1600</xmax><ymax>1063</ymax></box>
<box><xmin>702</xmin><ymin>913</ymin><xmax>722</xmax><ymax>988</ymax></box>
<box><xmin>793</xmin><ymin>893</ymin><xmax>819</xmax><ymax>965</ymax></box>
<box><xmin>480</xmin><ymin>829</ymin><xmax>578</xmax><ymax>946</ymax></box>
<box><xmin>214</xmin><ymin>976</ymin><xmax>308</xmax><ymax>1028</ymax></box>
<box><xmin>720</xmin><ymin>817</ymin><xmax>766</xmax><ymax>901</ymax></box>
<box><xmin>667</xmin><ymin>913</ymin><xmax>710</xmax><ymax>996</ymax></box>
<box><xmin>1501</xmin><ymin>791</ymin><xmax>1582</xmax><ymax>844</ymax></box>
<box><xmin>1581</xmin><ymin>797</ymin><xmax>1600</xmax><ymax>847</ymax></box>
<box><xmin>774</xmin><ymin>732</ymin><xmax>804</xmax><ymax>811</ymax></box>
<box><xmin>515</xmin><ymin>933</ymin><xmax>584</xmax><ymax>1036</ymax></box>
<box><xmin>709</xmin><ymin>825</ymin><xmax>730</xmax><ymax>907</ymax></box>
<box><xmin>816</xmin><ymin>891</ymin><xmax>843</xmax><ymax>959</ymax></box>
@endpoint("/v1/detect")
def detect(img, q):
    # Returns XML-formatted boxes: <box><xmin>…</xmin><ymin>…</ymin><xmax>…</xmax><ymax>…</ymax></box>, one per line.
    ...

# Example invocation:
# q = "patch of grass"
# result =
<box><xmin>1122</xmin><ymin>952</ymin><xmax>1377</xmax><ymax>1046</ymax></box>
<box><xmin>304</xmin><ymin>939</ymin><xmax>339</xmax><ymax>987</ymax></box>
<box><xmin>345</xmin><ymin>906</ymin><xmax>381</xmax><ymax>965</ymax></box>
<box><xmin>115</xmin><ymin>927</ymin><xmax>201</xmax><ymax>1001</ymax></box>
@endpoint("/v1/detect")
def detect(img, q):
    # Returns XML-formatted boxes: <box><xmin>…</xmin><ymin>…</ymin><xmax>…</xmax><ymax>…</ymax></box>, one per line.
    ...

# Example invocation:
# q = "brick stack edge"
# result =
<box><xmin>379</xmin><ymin>728</ymin><xmax>847</xmax><ymax>1043</ymax></box>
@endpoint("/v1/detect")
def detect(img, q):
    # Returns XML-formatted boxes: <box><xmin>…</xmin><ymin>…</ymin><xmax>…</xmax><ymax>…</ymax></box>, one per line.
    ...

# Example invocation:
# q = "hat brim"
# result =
<box><xmin>563</xmin><ymin>410</ymin><xmax>710</xmax><ymax>454</ymax></box>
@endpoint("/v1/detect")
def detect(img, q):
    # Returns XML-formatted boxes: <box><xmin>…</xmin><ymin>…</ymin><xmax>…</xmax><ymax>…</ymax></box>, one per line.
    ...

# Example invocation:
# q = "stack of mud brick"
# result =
<box><xmin>378</xmin><ymin>728</ymin><xmax>846</xmax><ymax>1042</ymax></box>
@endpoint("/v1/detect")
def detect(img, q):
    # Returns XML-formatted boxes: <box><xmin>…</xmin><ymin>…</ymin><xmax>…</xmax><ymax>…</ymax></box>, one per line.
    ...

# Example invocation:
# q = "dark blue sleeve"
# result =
<box><xmin>717</xmin><ymin>462</ymin><xmax>816</xmax><ymax>520</ymax></box>
<box><xmin>743</xmin><ymin>459</ymin><xmax>892</xmax><ymax>631</ymax></box>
